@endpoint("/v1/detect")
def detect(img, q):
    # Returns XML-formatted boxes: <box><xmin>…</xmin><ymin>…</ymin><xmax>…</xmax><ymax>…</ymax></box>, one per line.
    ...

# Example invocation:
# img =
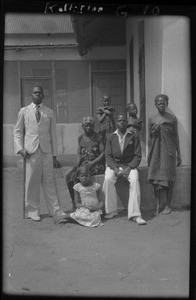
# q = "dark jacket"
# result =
<box><xmin>105</xmin><ymin>131</ymin><xmax>142</xmax><ymax>170</ymax></box>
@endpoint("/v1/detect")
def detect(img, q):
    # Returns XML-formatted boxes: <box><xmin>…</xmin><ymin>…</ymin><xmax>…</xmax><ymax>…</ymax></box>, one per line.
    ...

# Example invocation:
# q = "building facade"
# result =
<box><xmin>3</xmin><ymin>13</ymin><xmax>191</xmax><ymax>207</ymax></box>
<box><xmin>4</xmin><ymin>14</ymin><xmax>127</xmax><ymax>166</ymax></box>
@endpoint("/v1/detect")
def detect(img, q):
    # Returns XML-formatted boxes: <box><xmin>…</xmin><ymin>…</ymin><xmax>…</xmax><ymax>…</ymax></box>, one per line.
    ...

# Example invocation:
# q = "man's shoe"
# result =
<box><xmin>104</xmin><ymin>211</ymin><xmax>118</xmax><ymax>219</ymax></box>
<box><xmin>55</xmin><ymin>211</ymin><xmax>66</xmax><ymax>217</ymax></box>
<box><xmin>131</xmin><ymin>216</ymin><xmax>146</xmax><ymax>225</ymax></box>
<box><xmin>27</xmin><ymin>215</ymin><xmax>41</xmax><ymax>221</ymax></box>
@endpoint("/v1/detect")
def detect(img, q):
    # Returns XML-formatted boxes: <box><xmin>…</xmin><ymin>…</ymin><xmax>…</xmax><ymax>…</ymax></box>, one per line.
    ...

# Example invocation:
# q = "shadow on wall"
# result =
<box><xmin>167</xmin><ymin>107</ymin><xmax>191</xmax><ymax>166</ymax></box>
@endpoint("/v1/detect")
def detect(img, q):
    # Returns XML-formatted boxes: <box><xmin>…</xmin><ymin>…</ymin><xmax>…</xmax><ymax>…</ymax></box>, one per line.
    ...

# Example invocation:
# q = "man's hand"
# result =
<box><xmin>114</xmin><ymin>167</ymin><xmax>122</xmax><ymax>177</ymax></box>
<box><xmin>18</xmin><ymin>149</ymin><xmax>31</xmax><ymax>159</ymax></box>
<box><xmin>53</xmin><ymin>156</ymin><xmax>61</xmax><ymax>168</ymax></box>
<box><xmin>120</xmin><ymin>167</ymin><xmax>131</xmax><ymax>179</ymax></box>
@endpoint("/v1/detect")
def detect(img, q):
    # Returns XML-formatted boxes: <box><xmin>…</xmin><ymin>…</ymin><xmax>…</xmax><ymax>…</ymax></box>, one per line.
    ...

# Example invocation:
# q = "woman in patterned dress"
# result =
<box><xmin>148</xmin><ymin>94</ymin><xmax>182</xmax><ymax>215</ymax></box>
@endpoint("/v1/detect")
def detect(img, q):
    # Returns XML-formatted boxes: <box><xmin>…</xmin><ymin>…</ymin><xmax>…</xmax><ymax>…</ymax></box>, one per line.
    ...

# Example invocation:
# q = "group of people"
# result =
<box><xmin>14</xmin><ymin>86</ymin><xmax>182</xmax><ymax>228</ymax></box>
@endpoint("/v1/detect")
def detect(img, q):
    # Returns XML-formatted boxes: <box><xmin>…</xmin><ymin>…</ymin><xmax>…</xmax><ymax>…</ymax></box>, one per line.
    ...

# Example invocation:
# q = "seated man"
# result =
<box><xmin>103</xmin><ymin>114</ymin><xmax>146</xmax><ymax>225</ymax></box>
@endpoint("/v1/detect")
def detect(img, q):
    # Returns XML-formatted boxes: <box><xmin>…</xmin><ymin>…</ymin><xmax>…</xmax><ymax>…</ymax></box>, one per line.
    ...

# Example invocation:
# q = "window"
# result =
<box><xmin>55</xmin><ymin>61</ymin><xmax>90</xmax><ymax>123</ymax></box>
<box><xmin>3</xmin><ymin>61</ymin><xmax>19</xmax><ymax>124</ymax></box>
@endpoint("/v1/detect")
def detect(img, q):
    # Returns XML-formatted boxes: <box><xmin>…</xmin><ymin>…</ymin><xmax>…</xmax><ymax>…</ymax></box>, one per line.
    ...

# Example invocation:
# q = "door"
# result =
<box><xmin>92</xmin><ymin>72</ymin><xmax>126</xmax><ymax>131</ymax></box>
<box><xmin>21</xmin><ymin>78</ymin><xmax>53</xmax><ymax>109</ymax></box>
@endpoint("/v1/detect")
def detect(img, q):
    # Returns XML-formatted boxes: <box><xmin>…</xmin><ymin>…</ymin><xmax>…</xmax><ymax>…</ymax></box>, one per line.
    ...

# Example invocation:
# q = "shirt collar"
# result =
<box><xmin>113</xmin><ymin>129</ymin><xmax>129</xmax><ymax>138</ymax></box>
<box><xmin>32</xmin><ymin>102</ymin><xmax>43</xmax><ymax>109</ymax></box>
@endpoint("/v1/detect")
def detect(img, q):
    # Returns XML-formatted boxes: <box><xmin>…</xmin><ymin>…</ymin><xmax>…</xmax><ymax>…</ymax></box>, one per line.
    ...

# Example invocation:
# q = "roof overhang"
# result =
<box><xmin>71</xmin><ymin>15</ymin><xmax>126</xmax><ymax>56</ymax></box>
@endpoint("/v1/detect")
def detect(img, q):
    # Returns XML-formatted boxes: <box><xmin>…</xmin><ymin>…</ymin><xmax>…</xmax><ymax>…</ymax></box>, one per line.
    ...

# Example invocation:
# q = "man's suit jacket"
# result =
<box><xmin>105</xmin><ymin>131</ymin><xmax>142</xmax><ymax>170</ymax></box>
<box><xmin>14</xmin><ymin>102</ymin><xmax>57</xmax><ymax>156</ymax></box>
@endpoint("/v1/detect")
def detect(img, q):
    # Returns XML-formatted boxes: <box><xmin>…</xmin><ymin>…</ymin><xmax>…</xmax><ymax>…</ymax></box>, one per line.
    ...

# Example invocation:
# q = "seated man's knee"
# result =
<box><xmin>104</xmin><ymin>175</ymin><xmax>115</xmax><ymax>184</ymax></box>
<box><xmin>128</xmin><ymin>169</ymin><xmax>139</xmax><ymax>182</ymax></box>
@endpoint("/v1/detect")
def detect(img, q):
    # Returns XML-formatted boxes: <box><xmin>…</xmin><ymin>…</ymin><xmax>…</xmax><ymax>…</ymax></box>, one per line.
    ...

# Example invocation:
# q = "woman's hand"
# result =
<box><xmin>88</xmin><ymin>205</ymin><xmax>97</xmax><ymax>212</ymax></box>
<box><xmin>151</xmin><ymin>123</ymin><xmax>160</xmax><ymax>137</ymax></box>
<box><xmin>176</xmin><ymin>154</ymin><xmax>182</xmax><ymax>166</ymax></box>
<box><xmin>75</xmin><ymin>203</ymin><xmax>83</xmax><ymax>209</ymax></box>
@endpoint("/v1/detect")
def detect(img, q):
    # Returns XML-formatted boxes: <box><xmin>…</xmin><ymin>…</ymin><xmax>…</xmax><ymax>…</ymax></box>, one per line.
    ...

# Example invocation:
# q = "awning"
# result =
<box><xmin>71</xmin><ymin>15</ymin><xmax>126</xmax><ymax>56</ymax></box>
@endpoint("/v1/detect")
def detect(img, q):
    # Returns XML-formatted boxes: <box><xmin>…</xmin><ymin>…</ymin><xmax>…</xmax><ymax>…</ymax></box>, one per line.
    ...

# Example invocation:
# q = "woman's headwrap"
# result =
<box><xmin>82</xmin><ymin>116</ymin><xmax>94</xmax><ymax>125</ymax></box>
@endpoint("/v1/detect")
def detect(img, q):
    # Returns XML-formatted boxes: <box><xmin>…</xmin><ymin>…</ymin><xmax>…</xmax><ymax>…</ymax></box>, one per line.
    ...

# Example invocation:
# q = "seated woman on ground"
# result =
<box><xmin>57</xmin><ymin>165</ymin><xmax>104</xmax><ymax>227</ymax></box>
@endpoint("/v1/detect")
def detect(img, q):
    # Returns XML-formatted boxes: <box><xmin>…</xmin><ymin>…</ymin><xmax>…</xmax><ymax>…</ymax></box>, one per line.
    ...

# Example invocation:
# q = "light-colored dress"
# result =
<box><xmin>70</xmin><ymin>182</ymin><xmax>103</xmax><ymax>227</ymax></box>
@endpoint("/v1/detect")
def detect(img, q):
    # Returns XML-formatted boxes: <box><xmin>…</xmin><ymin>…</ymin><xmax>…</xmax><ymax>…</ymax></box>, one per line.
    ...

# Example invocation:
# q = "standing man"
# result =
<box><xmin>14</xmin><ymin>85</ymin><xmax>65</xmax><ymax>221</ymax></box>
<box><xmin>103</xmin><ymin>114</ymin><xmax>146</xmax><ymax>225</ymax></box>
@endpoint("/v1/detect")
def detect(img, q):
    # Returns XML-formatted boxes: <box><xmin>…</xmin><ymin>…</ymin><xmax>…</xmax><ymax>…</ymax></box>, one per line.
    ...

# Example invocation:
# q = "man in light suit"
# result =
<box><xmin>103</xmin><ymin>113</ymin><xmax>146</xmax><ymax>225</ymax></box>
<box><xmin>14</xmin><ymin>85</ymin><xmax>65</xmax><ymax>221</ymax></box>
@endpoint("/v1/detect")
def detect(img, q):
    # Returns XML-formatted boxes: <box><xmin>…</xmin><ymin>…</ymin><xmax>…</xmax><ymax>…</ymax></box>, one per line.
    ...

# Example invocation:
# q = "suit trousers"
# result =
<box><xmin>103</xmin><ymin>167</ymin><xmax>142</xmax><ymax>219</ymax></box>
<box><xmin>25</xmin><ymin>147</ymin><xmax>62</xmax><ymax>218</ymax></box>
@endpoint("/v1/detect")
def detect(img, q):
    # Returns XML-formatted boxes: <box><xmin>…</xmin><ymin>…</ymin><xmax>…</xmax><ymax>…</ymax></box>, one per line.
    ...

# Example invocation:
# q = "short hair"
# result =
<box><xmin>116</xmin><ymin>113</ymin><xmax>127</xmax><ymax>120</ymax></box>
<box><xmin>155</xmin><ymin>94</ymin><xmax>169</xmax><ymax>105</ymax></box>
<box><xmin>32</xmin><ymin>85</ymin><xmax>44</xmax><ymax>95</ymax></box>
<box><xmin>126</xmin><ymin>102</ymin><xmax>137</xmax><ymax>110</ymax></box>
<box><xmin>102</xmin><ymin>94</ymin><xmax>111</xmax><ymax>101</ymax></box>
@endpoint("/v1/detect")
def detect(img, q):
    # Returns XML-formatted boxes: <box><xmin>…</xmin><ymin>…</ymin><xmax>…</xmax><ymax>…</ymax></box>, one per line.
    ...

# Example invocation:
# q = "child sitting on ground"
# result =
<box><xmin>126</xmin><ymin>102</ymin><xmax>143</xmax><ymax>134</ymax></box>
<box><xmin>56</xmin><ymin>165</ymin><xmax>104</xmax><ymax>227</ymax></box>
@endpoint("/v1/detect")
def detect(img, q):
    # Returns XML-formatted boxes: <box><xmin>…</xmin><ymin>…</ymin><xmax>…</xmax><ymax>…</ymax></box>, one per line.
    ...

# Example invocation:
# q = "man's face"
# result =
<box><xmin>117</xmin><ymin>115</ymin><xmax>128</xmax><ymax>130</ymax></box>
<box><xmin>31</xmin><ymin>87</ymin><xmax>44</xmax><ymax>105</ymax></box>
<box><xmin>127</xmin><ymin>104</ymin><xmax>138</xmax><ymax>116</ymax></box>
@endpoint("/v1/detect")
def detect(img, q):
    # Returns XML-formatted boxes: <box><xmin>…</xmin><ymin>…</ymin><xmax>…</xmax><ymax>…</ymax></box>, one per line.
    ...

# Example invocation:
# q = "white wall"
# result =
<box><xmin>162</xmin><ymin>17</ymin><xmax>191</xmax><ymax>166</ymax></box>
<box><xmin>144</xmin><ymin>17</ymin><xmax>163</xmax><ymax>124</ymax></box>
<box><xmin>126</xmin><ymin>16</ymin><xmax>191</xmax><ymax>166</ymax></box>
<box><xmin>126</xmin><ymin>17</ymin><xmax>140</xmax><ymax>108</ymax></box>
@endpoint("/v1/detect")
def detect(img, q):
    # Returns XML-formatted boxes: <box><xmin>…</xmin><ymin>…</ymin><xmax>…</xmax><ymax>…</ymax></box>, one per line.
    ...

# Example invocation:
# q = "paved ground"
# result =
<box><xmin>3</xmin><ymin>167</ymin><xmax>190</xmax><ymax>297</ymax></box>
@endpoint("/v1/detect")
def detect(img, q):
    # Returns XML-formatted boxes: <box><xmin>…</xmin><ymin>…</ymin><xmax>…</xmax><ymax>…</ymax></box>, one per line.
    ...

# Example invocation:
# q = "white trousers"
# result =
<box><xmin>25</xmin><ymin>147</ymin><xmax>62</xmax><ymax>217</ymax></box>
<box><xmin>103</xmin><ymin>167</ymin><xmax>141</xmax><ymax>219</ymax></box>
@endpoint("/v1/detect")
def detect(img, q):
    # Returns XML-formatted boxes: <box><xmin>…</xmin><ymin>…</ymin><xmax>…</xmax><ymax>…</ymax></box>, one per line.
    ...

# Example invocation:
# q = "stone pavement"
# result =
<box><xmin>3</xmin><ymin>168</ymin><xmax>191</xmax><ymax>297</ymax></box>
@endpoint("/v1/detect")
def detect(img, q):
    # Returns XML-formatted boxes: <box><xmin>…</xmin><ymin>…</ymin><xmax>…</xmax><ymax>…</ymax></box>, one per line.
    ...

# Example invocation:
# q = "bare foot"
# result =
<box><xmin>160</xmin><ymin>206</ymin><xmax>172</xmax><ymax>215</ymax></box>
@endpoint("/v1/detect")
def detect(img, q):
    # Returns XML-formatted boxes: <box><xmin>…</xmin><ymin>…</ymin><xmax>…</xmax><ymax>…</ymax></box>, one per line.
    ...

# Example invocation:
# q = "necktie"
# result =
<box><xmin>35</xmin><ymin>105</ymin><xmax>41</xmax><ymax>123</ymax></box>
